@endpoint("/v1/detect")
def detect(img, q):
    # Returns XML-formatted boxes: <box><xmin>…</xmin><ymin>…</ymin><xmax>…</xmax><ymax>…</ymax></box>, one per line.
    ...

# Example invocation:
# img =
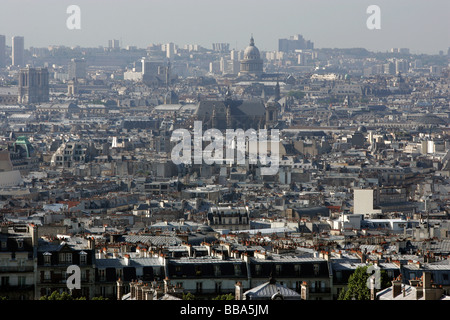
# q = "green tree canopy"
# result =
<box><xmin>39</xmin><ymin>290</ymin><xmax>107</xmax><ymax>300</ymax></box>
<box><xmin>182</xmin><ymin>292</ymin><xmax>196</xmax><ymax>300</ymax></box>
<box><xmin>338</xmin><ymin>265</ymin><xmax>391</xmax><ymax>300</ymax></box>
<box><xmin>212</xmin><ymin>293</ymin><xmax>234</xmax><ymax>300</ymax></box>
<box><xmin>40</xmin><ymin>291</ymin><xmax>75</xmax><ymax>300</ymax></box>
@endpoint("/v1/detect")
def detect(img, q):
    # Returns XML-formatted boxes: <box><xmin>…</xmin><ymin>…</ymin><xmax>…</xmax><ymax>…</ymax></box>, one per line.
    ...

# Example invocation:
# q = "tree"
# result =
<box><xmin>40</xmin><ymin>291</ymin><xmax>75</xmax><ymax>300</ymax></box>
<box><xmin>39</xmin><ymin>290</ymin><xmax>107</xmax><ymax>300</ymax></box>
<box><xmin>182</xmin><ymin>292</ymin><xmax>196</xmax><ymax>300</ymax></box>
<box><xmin>212</xmin><ymin>293</ymin><xmax>234</xmax><ymax>300</ymax></box>
<box><xmin>338</xmin><ymin>265</ymin><xmax>391</xmax><ymax>300</ymax></box>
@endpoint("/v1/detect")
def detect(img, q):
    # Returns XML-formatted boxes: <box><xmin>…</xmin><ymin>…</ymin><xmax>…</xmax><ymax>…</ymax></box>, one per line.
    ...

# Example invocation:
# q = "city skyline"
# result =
<box><xmin>0</xmin><ymin>0</ymin><xmax>450</xmax><ymax>307</ymax></box>
<box><xmin>0</xmin><ymin>0</ymin><xmax>449</xmax><ymax>54</ymax></box>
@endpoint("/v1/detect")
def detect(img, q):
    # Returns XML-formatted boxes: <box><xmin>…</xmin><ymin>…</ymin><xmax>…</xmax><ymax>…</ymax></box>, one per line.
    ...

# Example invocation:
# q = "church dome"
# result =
<box><xmin>239</xmin><ymin>35</ymin><xmax>264</xmax><ymax>77</ymax></box>
<box><xmin>243</xmin><ymin>36</ymin><xmax>261</xmax><ymax>60</ymax></box>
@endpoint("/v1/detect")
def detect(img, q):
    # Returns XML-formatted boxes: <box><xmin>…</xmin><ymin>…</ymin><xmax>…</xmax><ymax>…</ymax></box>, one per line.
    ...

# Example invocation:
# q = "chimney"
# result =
<box><xmin>164</xmin><ymin>277</ymin><xmax>171</xmax><ymax>293</ymax></box>
<box><xmin>360</xmin><ymin>249</ymin><xmax>367</xmax><ymax>263</ymax></box>
<box><xmin>184</xmin><ymin>243</ymin><xmax>193</xmax><ymax>257</ymax></box>
<box><xmin>422</xmin><ymin>271</ymin><xmax>443</xmax><ymax>301</ymax></box>
<box><xmin>370</xmin><ymin>277</ymin><xmax>376</xmax><ymax>300</ymax></box>
<box><xmin>130</xmin><ymin>281</ymin><xmax>136</xmax><ymax>299</ymax></box>
<box><xmin>141</xmin><ymin>285</ymin><xmax>149</xmax><ymax>300</ymax></box>
<box><xmin>116</xmin><ymin>278</ymin><xmax>123</xmax><ymax>300</ymax></box>
<box><xmin>30</xmin><ymin>224</ymin><xmax>38</xmax><ymax>249</ymax></box>
<box><xmin>143</xmin><ymin>286</ymin><xmax>154</xmax><ymax>300</ymax></box>
<box><xmin>235</xmin><ymin>281</ymin><xmax>244</xmax><ymax>300</ymax></box>
<box><xmin>224</xmin><ymin>242</ymin><xmax>232</xmax><ymax>257</ymax></box>
<box><xmin>392</xmin><ymin>276</ymin><xmax>402</xmax><ymax>298</ymax></box>
<box><xmin>301</xmin><ymin>281</ymin><xmax>309</xmax><ymax>300</ymax></box>
<box><xmin>88</xmin><ymin>237</ymin><xmax>95</xmax><ymax>250</ymax></box>
<box><xmin>135</xmin><ymin>282</ymin><xmax>143</xmax><ymax>300</ymax></box>
<box><xmin>205</xmin><ymin>243</ymin><xmax>212</xmax><ymax>256</ymax></box>
<box><xmin>423</xmin><ymin>272</ymin><xmax>432</xmax><ymax>290</ymax></box>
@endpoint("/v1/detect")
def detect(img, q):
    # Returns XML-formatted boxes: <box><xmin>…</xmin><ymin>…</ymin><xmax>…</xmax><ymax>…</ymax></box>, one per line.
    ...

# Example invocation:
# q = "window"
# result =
<box><xmin>295</xmin><ymin>265</ymin><xmax>301</xmax><ymax>276</ymax></box>
<box><xmin>44</xmin><ymin>271</ymin><xmax>51</xmax><ymax>281</ymax></box>
<box><xmin>1</xmin><ymin>276</ymin><xmax>9</xmax><ymax>286</ymax></box>
<box><xmin>214</xmin><ymin>265</ymin><xmax>221</xmax><ymax>277</ymax></box>
<box><xmin>314</xmin><ymin>264</ymin><xmax>320</xmax><ymax>276</ymax></box>
<box><xmin>215</xmin><ymin>282</ymin><xmax>222</xmax><ymax>293</ymax></box>
<box><xmin>255</xmin><ymin>265</ymin><xmax>262</xmax><ymax>276</ymax></box>
<box><xmin>65</xmin><ymin>253</ymin><xmax>72</xmax><ymax>264</ymax></box>
<box><xmin>196</xmin><ymin>282</ymin><xmax>203</xmax><ymax>293</ymax></box>
<box><xmin>234</xmin><ymin>264</ymin><xmax>241</xmax><ymax>276</ymax></box>
<box><xmin>99</xmin><ymin>269</ymin><xmax>105</xmax><ymax>282</ymax></box>
<box><xmin>44</xmin><ymin>253</ymin><xmax>51</xmax><ymax>265</ymax></box>
<box><xmin>79</xmin><ymin>252</ymin><xmax>87</xmax><ymax>265</ymax></box>
<box><xmin>18</xmin><ymin>276</ymin><xmax>26</xmax><ymax>287</ymax></box>
<box><xmin>276</xmin><ymin>265</ymin><xmax>282</xmax><ymax>275</ymax></box>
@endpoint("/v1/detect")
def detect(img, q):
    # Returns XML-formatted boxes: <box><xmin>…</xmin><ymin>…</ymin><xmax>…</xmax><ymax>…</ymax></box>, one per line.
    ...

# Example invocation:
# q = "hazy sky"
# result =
<box><xmin>0</xmin><ymin>0</ymin><xmax>449</xmax><ymax>54</ymax></box>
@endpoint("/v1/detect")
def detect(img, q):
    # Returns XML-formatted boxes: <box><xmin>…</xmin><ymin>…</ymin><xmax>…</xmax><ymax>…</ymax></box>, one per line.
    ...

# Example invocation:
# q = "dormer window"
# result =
<box><xmin>275</xmin><ymin>265</ymin><xmax>282</xmax><ymax>275</ymax></box>
<box><xmin>79</xmin><ymin>251</ymin><xmax>87</xmax><ymax>265</ymax></box>
<box><xmin>294</xmin><ymin>264</ymin><xmax>301</xmax><ymax>275</ymax></box>
<box><xmin>44</xmin><ymin>252</ymin><xmax>52</xmax><ymax>265</ymax></box>
<box><xmin>314</xmin><ymin>264</ymin><xmax>320</xmax><ymax>276</ymax></box>
<box><xmin>234</xmin><ymin>264</ymin><xmax>241</xmax><ymax>276</ymax></box>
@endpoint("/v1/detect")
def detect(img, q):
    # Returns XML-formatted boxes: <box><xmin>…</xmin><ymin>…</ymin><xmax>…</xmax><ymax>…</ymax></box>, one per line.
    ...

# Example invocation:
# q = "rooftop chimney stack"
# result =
<box><xmin>370</xmin><ymin>277</ymin><xmax>377</xmax><ymax>300</ymax></box>
<box><xmin>235</xmin><ymin>281</ymin><xmax>244</xmax><ymax>300</ymax></box>
<box><xmin>392</xmin><ymin>276</ymin><xmax>402</xmax><ymax>298</ymax></box>
<box><xmin>301</xmin><ymin>281</ymin><xmax>309</xmax><ymax>300</ymax></box>
<box><xmin>116</xmin><ymin>278</ymin><xmax>123</xmax><ymax>300</ymax></box>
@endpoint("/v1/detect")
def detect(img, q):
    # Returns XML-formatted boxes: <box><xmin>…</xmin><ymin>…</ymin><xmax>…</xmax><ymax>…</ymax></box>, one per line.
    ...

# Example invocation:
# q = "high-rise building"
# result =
<box><xmin>383</xmin><ymin>62</ymin><xmax>395</xmax><ymax>75</ymax></box>
<box><xmin>165</xmin><ymin>43</ymin><xmax>175</xmax><ymax>59</ymax></box>
<box><xmin>395</xmin><ymin>59</ymin><xmax>408</xmax><ymax>74</ymax></box>
<box><xmin>212</xmin><ymin>43</ymin><xmax>229</xmax><ymax>52</ymax></box>
<box><xmin>18</xmin><ymin>67</ymin><xmax>49</xmax><ymax>104</ymax></box>
<box><xmin>390</xmin><ymin>48</ymin><xmax>410</xmax><ymax>54</ymax></box>
<box><xmin>278</xmin><ymin>34</ymin><xmax>313</xmax><ymax>53</ymax></box>
<box><xmin>12</xmin><ymin>36</ymin><xmax>24</xmax><ymax>67</ymax></box>
<box><xmin>68</xmin><ymin>58</ymin><xmax>87</xmax><ymax>79</ymax></box>
<box><xmin>230</xmin><ymin>49</ymin><xmax>239</xmax><ymax>61</ymax></box>
<box><xmin>297</xmin><ymin>52</ymin><xmax>309</xmax><ymax>66</ymax></box>
<box><xmin>0</xmin><ymin>35</ymin><xmax>5</xmax><ymax>68</ymax></box>
<box><xmin>108</xmin><ymin>39</ymin><xmax>120</xmax><ymax>50</ymax></box>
